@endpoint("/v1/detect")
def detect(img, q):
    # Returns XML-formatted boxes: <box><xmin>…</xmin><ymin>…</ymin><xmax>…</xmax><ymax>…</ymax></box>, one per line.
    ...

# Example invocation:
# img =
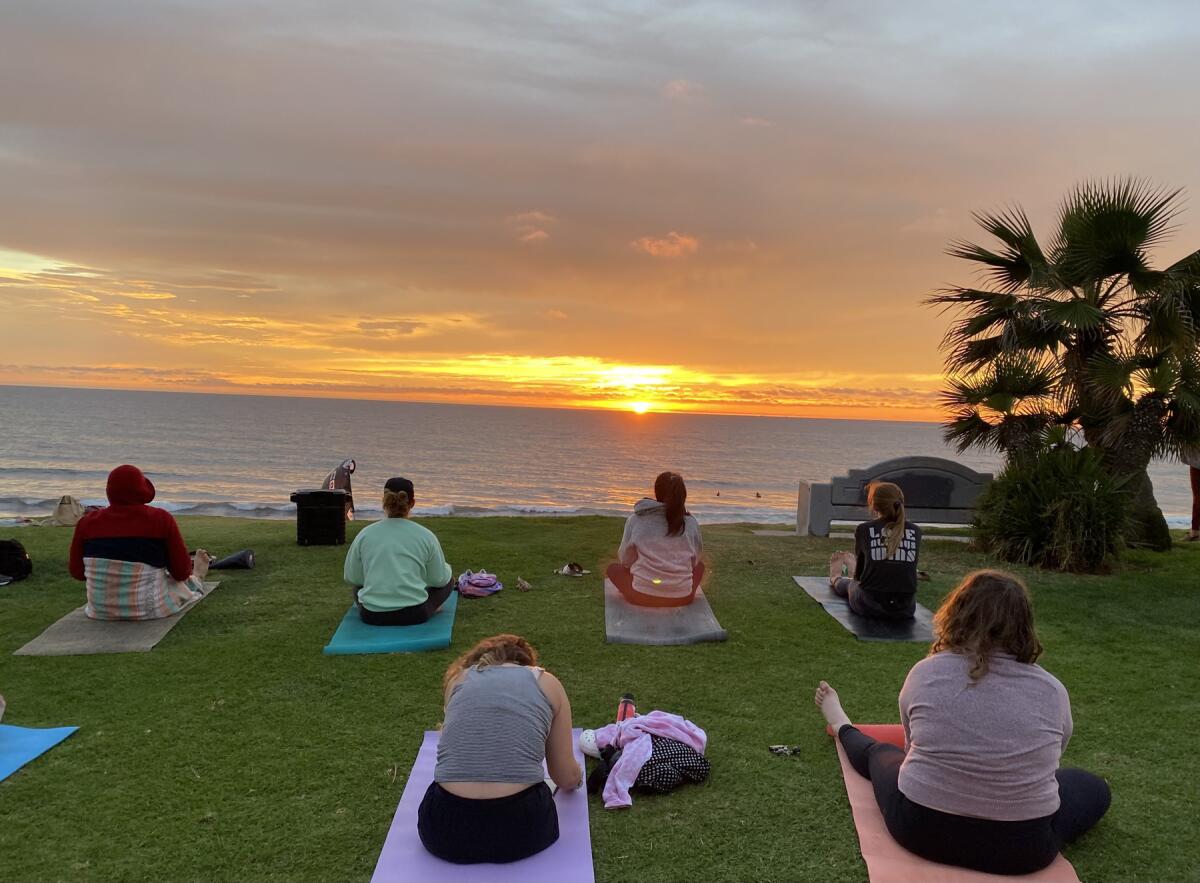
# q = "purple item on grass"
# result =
<box><xmin>456</xmin><ymin>569</ymin><xmax>504</xmax><ymax>598</ymax></box>
<box><xmin>371</xmin><ymin>729</ymin><xmax>594</xmax><ymax>883</ymax></box>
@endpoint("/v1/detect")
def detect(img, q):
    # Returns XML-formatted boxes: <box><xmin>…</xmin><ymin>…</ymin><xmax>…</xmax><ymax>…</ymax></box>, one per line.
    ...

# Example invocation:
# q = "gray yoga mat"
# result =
<box><xmin>13</xmin><ymin>581</ymin><xmax>220</xmax><ymax>656</ymax></box>
<box><xmin>603</xmin><ymin>580</ymin><xmax>727</xmax><ymax>645</ymax></box>
<box><xmin>792</xmin><ymin>576</ymin><xmax>934</xmax><ymax>643</ymax></box>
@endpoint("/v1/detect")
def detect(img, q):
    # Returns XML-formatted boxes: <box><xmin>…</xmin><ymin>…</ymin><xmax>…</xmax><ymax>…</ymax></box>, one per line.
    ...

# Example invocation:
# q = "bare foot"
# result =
<box><xmin>193</xmin><ymin>549</ymin><xmax>212</xmax><ymax>581</ymax></box>
<box><xmin>814</xmin><ymin>681</ymin><xmax>852</xmax><ymax>733</ymax></box>
<box><xmin>828</xmin><ymin>551</ymin><xmax>855</xmax><ymax>586</ymax></box>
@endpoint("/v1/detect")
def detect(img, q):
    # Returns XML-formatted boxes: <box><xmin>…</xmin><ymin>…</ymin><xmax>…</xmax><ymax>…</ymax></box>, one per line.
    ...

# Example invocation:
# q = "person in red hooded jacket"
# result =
<box><xmin>69</xmin><ymin>465</ymin><xmax>213</xmax><ymax>620</ymax></box>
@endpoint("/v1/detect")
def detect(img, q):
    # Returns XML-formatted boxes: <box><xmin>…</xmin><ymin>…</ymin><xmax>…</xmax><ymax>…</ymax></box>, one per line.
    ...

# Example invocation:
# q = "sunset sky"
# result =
<box><xmin>3</xmin><ymin>1</ymin><xmax>1199</xmax><ymax>420</ymax></box>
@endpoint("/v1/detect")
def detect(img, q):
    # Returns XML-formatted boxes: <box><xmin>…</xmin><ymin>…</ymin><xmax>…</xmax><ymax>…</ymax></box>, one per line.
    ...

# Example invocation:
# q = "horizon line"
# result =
<box><xmin>0</xmin><ymin>381</ymin><xmax>948</xmax><ymax>427</ymax></box>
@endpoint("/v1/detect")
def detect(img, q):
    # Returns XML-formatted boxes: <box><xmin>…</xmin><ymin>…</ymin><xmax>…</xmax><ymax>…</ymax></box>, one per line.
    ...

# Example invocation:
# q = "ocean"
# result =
<box><xmin>0</xmin><ymin>385</ymin><xmax>1194</xmax><ymax>526</ymax></box>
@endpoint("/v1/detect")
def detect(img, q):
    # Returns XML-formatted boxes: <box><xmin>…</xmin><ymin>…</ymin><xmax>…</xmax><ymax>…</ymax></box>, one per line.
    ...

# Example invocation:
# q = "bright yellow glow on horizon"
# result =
<box><xmin>0</xmin><ymin>249</ymin><xmax>949</xmax><ymax>421</ymax></box>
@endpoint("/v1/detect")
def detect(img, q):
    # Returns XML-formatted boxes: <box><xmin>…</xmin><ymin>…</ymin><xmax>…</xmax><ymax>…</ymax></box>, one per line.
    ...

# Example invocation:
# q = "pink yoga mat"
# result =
<box><xmin>371</xmin><ymin>729</ymin><xmax>594</xmax><ymax>883</ymax></box>
<box><xmin>833</xmin><ymin>724</ymin><xmax>1080</xmax><ymax>883</ymax></box>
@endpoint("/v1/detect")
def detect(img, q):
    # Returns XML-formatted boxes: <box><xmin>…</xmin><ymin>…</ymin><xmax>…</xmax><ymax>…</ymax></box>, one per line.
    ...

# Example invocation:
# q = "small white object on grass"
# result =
<box><xmin>578</xmin><ymin>728</ymin><xmax>601</xmax><ymax>758</ymax></box>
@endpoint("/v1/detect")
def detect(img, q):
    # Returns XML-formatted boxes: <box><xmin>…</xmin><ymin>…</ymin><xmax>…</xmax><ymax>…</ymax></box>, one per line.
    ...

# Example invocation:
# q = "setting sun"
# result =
<box><xmin>629</xmin><ymin>401</ymin><xmax>652</xmax><ymax>414</ymax></box>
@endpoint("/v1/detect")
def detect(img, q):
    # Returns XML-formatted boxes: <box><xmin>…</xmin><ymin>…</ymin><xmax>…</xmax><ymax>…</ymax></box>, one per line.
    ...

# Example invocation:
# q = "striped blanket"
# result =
<box><xmin>84</xmin><ymin>557</ymin><xmax>205</xmax><ymax>621</ymax></box>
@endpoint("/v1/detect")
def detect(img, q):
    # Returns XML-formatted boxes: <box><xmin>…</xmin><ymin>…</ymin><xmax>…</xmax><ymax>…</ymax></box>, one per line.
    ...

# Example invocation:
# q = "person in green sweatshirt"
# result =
<box><xmin>343</xmin><ymin>477</ymin><xmax>454</xmax><ymax>626</ymax></box>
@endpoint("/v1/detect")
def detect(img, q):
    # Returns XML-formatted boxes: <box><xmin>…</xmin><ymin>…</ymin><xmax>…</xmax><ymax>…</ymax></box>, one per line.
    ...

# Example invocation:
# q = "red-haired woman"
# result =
<box><xmin>813</xmin><ymin>570</ymin><xmax>1110</xmax><ymax>875</ymax></box>
<box><xmin>606</xmin><ymin>471</ymin><xmax>705</xmax><ymax>607</ymax></box>
<box><xmin>418</xmin><ymin>634</ymin><xmax>581</xmax><ymax>864</ymax></box>
<box><xmin>829</xmin><ymin>481</ymin><xmax>920</xmax><ymax>620</ymax></box>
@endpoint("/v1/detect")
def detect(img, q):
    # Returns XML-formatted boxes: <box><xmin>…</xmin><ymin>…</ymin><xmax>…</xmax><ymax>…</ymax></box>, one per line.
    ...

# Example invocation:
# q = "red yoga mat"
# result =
<box><xmin>830</xmin><ymin>724</ymin><xmax>1081</xmax><ymax>883</ymax></box>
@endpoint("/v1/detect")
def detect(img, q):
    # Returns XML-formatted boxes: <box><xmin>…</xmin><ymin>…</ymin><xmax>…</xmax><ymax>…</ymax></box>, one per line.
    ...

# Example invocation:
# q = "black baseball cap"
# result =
<box><xmin>384</xmin><ymin>477</ymin><xmax>415</xmax><ymax>500</ymax></box>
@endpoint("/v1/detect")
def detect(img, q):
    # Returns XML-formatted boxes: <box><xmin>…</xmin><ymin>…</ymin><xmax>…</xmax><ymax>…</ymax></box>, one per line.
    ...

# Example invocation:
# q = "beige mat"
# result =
<box><xmin>13</xmin><ymin>581</ymin><xmax>220</xmax><ymax>656</ymax></box>
<box><xmin>833</xmin><ymin>725</ymin><xmax>1080</xmax><ymax>882</ymax></box>
<box><xmin>603</xmin><ymin>579</ymin><xmax>727</xmax><ymax>645</ymax></box>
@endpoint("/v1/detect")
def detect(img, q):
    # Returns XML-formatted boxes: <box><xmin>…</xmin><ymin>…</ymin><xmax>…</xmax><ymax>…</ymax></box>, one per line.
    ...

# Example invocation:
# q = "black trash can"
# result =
<box><xmin>290</xmin><ymin>489</ymin><xmax>347</xmax><ymax>546</ymax></box>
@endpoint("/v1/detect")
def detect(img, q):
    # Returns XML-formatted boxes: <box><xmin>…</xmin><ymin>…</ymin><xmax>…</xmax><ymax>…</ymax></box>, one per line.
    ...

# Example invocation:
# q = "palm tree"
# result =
<box><xmin>930</xmin><ymin>178</ymin><xmax>1200</xmax><ymax>550</ymax></box>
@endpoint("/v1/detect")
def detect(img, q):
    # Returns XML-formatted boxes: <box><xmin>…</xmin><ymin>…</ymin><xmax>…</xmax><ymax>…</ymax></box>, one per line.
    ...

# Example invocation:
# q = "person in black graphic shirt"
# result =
<box><xmin>829</xmin><ymin>481</ymin><xmax>921</xmax><ymax>620</ymax></box>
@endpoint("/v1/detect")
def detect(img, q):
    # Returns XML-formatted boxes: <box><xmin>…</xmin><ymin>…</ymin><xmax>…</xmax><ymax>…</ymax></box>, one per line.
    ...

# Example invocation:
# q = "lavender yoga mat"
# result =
<box><xmin>371</xmin><ymin>728</ymin><xmax>594</xmax><ymax>883</ymax></box>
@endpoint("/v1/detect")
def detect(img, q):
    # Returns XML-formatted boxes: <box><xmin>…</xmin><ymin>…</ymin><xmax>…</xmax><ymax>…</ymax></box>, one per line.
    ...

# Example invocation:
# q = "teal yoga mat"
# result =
<box><xmin>0</xmin><ymin>724</ymin><xmax>78</xmax><ymax>782</ymax></box>
<box><xmin>323</xmin><ymin>591</ymin><xmax>459</xmax><ymax>655</ymax></box>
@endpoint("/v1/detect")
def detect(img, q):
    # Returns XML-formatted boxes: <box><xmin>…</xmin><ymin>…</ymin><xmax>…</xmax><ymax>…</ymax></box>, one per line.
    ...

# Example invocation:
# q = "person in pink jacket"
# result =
<box><xmin>607</xmin><ymin>472</ymin><xmax>705</xmax><ymax>607</ymax></box>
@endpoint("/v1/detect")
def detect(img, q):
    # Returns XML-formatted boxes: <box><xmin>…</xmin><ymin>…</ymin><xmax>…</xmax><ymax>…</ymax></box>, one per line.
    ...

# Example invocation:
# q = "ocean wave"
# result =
<box><xmin>0</xmin><ymin>466</ymin><xmax>194</xmax><ymax>481</ymax></box>
<box><xmin>0</xmin><ymin>496</ymin><xmax>785</xmax><ymax>524</ymax></box>
<box><xmin>0</xmin><ymin>466</ymin><xmax>111</xmax><ymax>480</ymax></box>
<box><xmin>0</xmin><ymin>496</ymin><xmax>1189</xmax><ymax>527</ymax></box>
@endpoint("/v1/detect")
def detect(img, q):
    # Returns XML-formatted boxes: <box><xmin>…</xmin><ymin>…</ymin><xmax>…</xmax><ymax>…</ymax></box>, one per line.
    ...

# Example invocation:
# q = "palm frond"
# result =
<box><xmin>942</xmin><ymin>408</ymin><xmax>1002</xmax><ymax>453</ymax></box>
<box><xmin>1163</xmin><ymin>247</ymin><xmax>1200</xmax><ymax>278</ymax></box>
<box><xmin>1135</xmin><ymin>289</ymin><xmax>1198</xmax><ymax>353</ymax></box>
<box><xmin>1038</xmin><ymin>297</ymin><xmax>1108</xmax><ymax>332</ymax></box>
<box><xmin>1085</xmin><ymin>350</ymin><xmax>1137</xmax><ymax>408</ymax></box>
<box><xmin>1052</xmin><ymin>177</ymin><xmax>1183</xmax><ymax>286</ymax></box>
<box><xmin>945</xmin><ymin>240</ymin><xmax>1034</xmax><ymax>291</ymax></box>
<box><xmin>945</xmin><ymin>205</ymin><xmax>1052</xmax><ymax>292</ymax></box>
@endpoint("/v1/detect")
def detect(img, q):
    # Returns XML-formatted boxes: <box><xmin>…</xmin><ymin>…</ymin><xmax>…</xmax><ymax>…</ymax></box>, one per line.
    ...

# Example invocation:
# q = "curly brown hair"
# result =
<box><xmin>382</xmin><ymin>488</ymin><xmax>412</xmax><ymax>518</ymax></box>
<box><xmin>442</xmin><ymin>633</ymin><xmax>539</xmax><ymax>695</ymax></box>
<box><xmin>930</xmin><ymin>570</ymin><xmax>1043</xmax><ymax>680</ymax></box>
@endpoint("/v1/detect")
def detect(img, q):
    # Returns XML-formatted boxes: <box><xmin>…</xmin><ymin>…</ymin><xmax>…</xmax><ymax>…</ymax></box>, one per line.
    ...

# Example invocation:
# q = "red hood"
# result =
<box><xmin>106</xmin><ymin>464</ymin><xmax>156</xmax><ymax>505</ymax></box>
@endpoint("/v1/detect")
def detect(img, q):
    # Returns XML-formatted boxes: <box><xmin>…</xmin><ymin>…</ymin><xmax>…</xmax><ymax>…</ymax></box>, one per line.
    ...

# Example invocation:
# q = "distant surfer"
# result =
<box><xmin>324</xmin><ymin>458</ymin><xmax>357</xmax><ymax>521</ymax></box>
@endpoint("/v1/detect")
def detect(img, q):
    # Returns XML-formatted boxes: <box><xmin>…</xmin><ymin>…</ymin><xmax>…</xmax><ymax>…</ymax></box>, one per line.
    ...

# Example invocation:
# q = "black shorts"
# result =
<box><xmin>417</xmin><ymin>781</ymin><xmax>559</xmax><ymax>864</ymax></box>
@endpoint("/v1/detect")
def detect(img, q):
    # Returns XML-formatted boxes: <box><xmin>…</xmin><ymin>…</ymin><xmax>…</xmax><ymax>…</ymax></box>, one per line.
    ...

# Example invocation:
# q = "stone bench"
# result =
<box><xmin>796</xmin><ymin>456</ymin><xmax>992</xmax><ymax>537</ymax></box>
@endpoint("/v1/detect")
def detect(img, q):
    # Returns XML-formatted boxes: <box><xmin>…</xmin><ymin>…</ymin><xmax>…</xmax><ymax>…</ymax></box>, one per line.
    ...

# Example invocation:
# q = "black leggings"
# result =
<box><xmin>831</xmin><ymin>578</ymin><xmax>915</xmax><ymax>620</ymax></box>
<box><xmin>839</xmin><ymin>725</ymin><xmax>1111</xmax><ymax>875</ymax></box>
<box><xmin>418</xmin><ymin>782</ymin><xmax>558</xmax><ymax>864</ymax></box>
<box><xmin>354</xmin><ymin>578</ymin><xmax>455</xmax><ymax>626</ymax></box>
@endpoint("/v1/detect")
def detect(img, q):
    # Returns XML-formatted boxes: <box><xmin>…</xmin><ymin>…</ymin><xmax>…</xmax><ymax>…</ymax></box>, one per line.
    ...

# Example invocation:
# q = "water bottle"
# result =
<box><xmin>616</xmin><ymin>693</ymin><xmax>636</xmax><ymax>722</ymax></box>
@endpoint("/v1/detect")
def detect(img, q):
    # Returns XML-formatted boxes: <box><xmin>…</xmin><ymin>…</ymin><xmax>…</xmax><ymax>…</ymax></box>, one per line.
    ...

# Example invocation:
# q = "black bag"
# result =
<box><xmin>0</xmin><ymin>539</ymin><xmax>33</xmax><ymax>581</ymax></box>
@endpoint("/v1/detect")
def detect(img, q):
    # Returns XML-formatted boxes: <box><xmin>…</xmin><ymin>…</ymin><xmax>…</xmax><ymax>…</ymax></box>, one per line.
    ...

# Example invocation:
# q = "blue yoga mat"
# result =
<box><xmin>323</xmin><ymin>591</ymin><xmax>459</xmax><ymax>655</ymax></box>
<box><xmin>0</xmin><ymin>724</ymin><xmax>79</xmax><ymax>783</ymax></box>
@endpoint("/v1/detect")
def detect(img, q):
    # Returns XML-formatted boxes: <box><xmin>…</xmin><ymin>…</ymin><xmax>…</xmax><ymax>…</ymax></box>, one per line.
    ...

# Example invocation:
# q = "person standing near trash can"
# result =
<box><xmin>324</xmin><ymin>458</ymin><xmax>356</xmax><ymax>520</ymax></box>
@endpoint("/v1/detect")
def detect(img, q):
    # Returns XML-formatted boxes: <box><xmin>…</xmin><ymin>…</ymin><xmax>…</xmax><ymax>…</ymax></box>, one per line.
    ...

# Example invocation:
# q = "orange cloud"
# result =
<box><xmin>631</xmin><ymin>231</ymin><xmax>700</xmax><ymax>258</ymax></box>
<box><xmin>506</xmin><ymin>210</ymin><xmax>555</xmax><ymax>243</ymax></box>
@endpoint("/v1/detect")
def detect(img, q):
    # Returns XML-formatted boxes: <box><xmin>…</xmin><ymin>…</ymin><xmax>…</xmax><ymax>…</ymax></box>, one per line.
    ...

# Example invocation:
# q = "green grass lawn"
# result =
<box><xmin>2</xmin><ymin>516</ymin><xmax>1198</xmax><ymax>882</ymax></box>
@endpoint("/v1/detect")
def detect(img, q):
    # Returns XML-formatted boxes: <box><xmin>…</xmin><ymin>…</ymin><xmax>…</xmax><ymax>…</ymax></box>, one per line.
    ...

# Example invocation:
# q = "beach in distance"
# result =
<box><xmin>1</xmin><ymin>385</ymin><xmax>1194</xmax><ymax>526</ymax></box>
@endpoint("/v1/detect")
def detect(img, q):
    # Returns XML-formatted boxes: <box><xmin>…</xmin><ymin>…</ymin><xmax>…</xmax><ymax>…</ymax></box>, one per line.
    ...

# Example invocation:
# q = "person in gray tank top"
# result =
<box><xmin>417</xmin><ymin>634</ymin><xmax>582</xmax><ymax>865</ymax></box>
<box><xmin>813</xmin><ymin>570</ymin><xmax>1111</xmax><ymax>875</ymax></box>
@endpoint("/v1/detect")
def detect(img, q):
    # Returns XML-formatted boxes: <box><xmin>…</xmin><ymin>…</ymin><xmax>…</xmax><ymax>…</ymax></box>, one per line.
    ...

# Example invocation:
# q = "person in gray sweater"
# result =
<box><xmin>814</xmin><ymin>570</ymin><xmax>1111</xmax><ymax>875</ymax></box>
<box><xmin>606</xmin><ymin>472</ymin><xmax>705</xmax><ymax>607</ymax></box>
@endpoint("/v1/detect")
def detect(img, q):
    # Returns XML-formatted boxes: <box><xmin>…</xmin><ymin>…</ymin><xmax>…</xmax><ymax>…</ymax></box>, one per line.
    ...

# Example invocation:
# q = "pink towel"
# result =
<box><xmin>593</xmin><ymin>710</ymin><xmax>707</xmax><ymax>808</ymax></box>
